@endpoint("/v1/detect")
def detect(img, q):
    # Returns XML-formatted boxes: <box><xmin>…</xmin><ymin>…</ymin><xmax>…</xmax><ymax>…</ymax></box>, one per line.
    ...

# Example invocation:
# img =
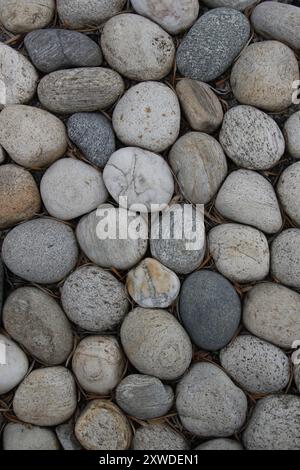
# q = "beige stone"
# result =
<box><xmin>0</xmin><ymin>0</ymin><xmax>55</xmax><ymax>33</ymax></box>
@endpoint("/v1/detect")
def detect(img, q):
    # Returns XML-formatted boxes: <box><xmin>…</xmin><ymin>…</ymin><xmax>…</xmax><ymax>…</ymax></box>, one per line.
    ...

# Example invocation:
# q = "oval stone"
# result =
<box><xmin>196</xmin><ymin>439</ymin><xmax>243</xmax><ymax>450</ymax></box>
<box><xmin>0</xmin><ymin>334</ymin><xmax>29</xmax><ymax>395</ymax></box>
<box><xmin>57</xmin><ymin>0</ymin><xmax>127</xmax><ymax>29</ymax></box>
<box><xmin>133</xmin><ymin>424</ymin><xmax>189</xmax><ymax>451</ymax></box>
<box><xmin>55</xmin><ymin>419</ymin><xmax>81</xmax><ymax>451</ymax></box>
<box><xmin>0</xmin><ymin>0</ymin><xmax>55</xmax><ymax>33</ymax></box>
<box><xmin>271</xmin><ymin>229</ymin><xmax>300</xmax><ymax>289</ymax></box>
<box><xmin>3</xmin><ymin>423</ymin><xmax>60</xmax><ymax>451</ymax></box>
<box><xmin>202</xmin><ymin>0</ymin><xmax>257</xmax><ymax>9</ymax></box>
<box><xmin>277</xmin><ymin>161</ymin><xmax>300</xmax><ymax>226</ymax></box>
<box><xmin>284</xmin><ymin>111</ymin><xmax>300</xmax><ymax>160</ymax></box>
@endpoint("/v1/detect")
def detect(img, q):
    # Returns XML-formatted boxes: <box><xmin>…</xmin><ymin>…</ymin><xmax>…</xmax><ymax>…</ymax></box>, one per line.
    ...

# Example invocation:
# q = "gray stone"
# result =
<box><xmin>25</xmin><ymin>29</ymin><xmax>102</xmax><ymax>73</ymax></box>
<box><xmin>176</xmin><ymin>8</ymin><xmax>250</xmax><ymax>82</ymax></box>
<box><xmin>176</xmin><ymin>363</ymin><xmax>247</xmax><ymax>437</ymax></box>
<box><xmin>57</xmin><ymin>0</ymin><xmax>127</xmax><ymax>29</ymax></box>
<box><xmin>277</xmin><ymin>162</ymin><xmax>300</xmax><ymax>226</ymax></box>
<box><xmin>0</xmin><ymin>0</ymin><xmax>55</xmax><ymax>34</ymax></box>
<box><xmin>2</xmin><ymin>218</ymin><xmax>78</xmax><ymax>284</ymax></box>
<box><xmin>180</xmin><ymin>270</ymin><xmax>241</xmax><ymax>351</ymax></box>
<box><xmin>3</xmin><ymin>423</ymin><xmax>60</xmax><ymax>450</ymax></box>
<box><xmin>295</xmin><ymin>366</ymin><xmax>300</xmax><ymax>392</ymax></box>
<box><xmin>68</xmin><ymin>113</ymin><xmax>115</xmax><ymax>168</ymax></box>
<box><xmin>243</xmin><ymin>395</ymin><xmax>300</xmax><ymax>450</ymax></box>
<box><xmin>0</xmin><ymin>145</ymin><xmax>5</xmax><ymax>163</ymax></box>
<box><xmin>202</xmin><ymin>0</ymin><xmax>257</xmax><ymax>9</ymax></box>
<box><xmin>0</xmin><ymin>259</ymin><xmax>3</xmax><ymax>317</ymax></box>
<box><xmin>220</xmin><ymin>335</ymin><xmax>290</xmax><ymax>394</ymax></box>
<box><xmin>284</xmin><ymin>111</ymin><xmax>300</xmax><ymax>160</ymax></box>
<box><xmin>271</xmin><ymin>229</ymin><xmax>300</xmax><ymax>290</ymax></box>
<box><xmin>133</xmin><ymin>424</ymin><xmax>189</xmax><ymax>450</ymax></box>
<box><xmin>195</xmin><ymin>439</ymin><xmax>243</xmax><ymax>450</ymax></box>
<box><xmin>116</xmin><ymin>374</ymin><xmax>174</xmax><ymax>420</ymax></box>
<box><xmin>0</xmin><ymin>334</ymin><xmax>29</xmax><ymax>395</ymax></box>
<box><xmin>56</xmin><ymin>419</ymin><xmax>82</xmax><ymax>451</ymax></box>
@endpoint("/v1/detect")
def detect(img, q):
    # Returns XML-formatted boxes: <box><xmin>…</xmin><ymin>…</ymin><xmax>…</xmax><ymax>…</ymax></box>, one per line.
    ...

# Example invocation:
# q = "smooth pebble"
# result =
<box><xmin>0</xmin><ymin>334</ymin><xmax>29</xmax><ymax>395</ymax></box>
<box><xmin>57</xmin><ymin>0</ymin><xmax>127</xmax><ymax>29</ymax></box>
<box><xmin>271</xmin><ymin>229</ymin><xmax>300</xmax><ymax>289</ymax></box>
<box><xmin>277</xmin><ymin>162</ymin><xmax>300</xmax><ymax>226</ymax></box>
<box><xmin>133</xmin><ymin>424</ymin><xmax>189</xmax><ymax>451</ymax></box>
<box><xmin>202</xmin><ymin>0</ymin><xmax>257</xmax><ymax>9</ymax></box>
<box><xmin>195</xmin><ymin>439</ymin><xmax>243</xmax><ymax>450</ymax></box>
<box><xmin>284</xmin><ymin>111</ymin><xmax>300</xmax><ymax>160</ymax></box>
<box><xmin>3</xmin><ymin>423</ymin><xmax>60</xmax><ymax>450</ymax></box>
<box><xmin>56</xmin><ymin>418</ymin><xmax>82</xmax><ymax>451</ymax></box>
<box><xmin>0</xmin><ymin>0</ymin><xmax>55</xmax><ymax>33</ymax></box>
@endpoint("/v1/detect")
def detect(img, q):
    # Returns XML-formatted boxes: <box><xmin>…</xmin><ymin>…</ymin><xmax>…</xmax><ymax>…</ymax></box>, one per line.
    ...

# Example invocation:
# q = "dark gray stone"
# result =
<box><xmin>68</xmin><ymin>113</ymin><xmax>115</xmax><ymax>168</ymax></box>
<box><xmin>25</xmin><ymin>29</ymin><xmax>102</xmax><ymax>74</ymax></box>
<box><xmin>176</xmin><ymin>8</ymin><xmax>250</xmax><ymax>82</ymax></box>
<box><xmin>180</xmin><ymin>270</ymin><xmax>241</xmax><ymax>351</ymax></box>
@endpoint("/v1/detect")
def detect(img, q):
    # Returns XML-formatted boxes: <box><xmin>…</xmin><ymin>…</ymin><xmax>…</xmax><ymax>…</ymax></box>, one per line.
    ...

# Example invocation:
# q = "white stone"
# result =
<box><xmin>277</xmin><ymin>161</ymin><xmax>300</xmax><ymax>226</ymax></box>
<box><xmin>0</xmin><ymin>334</ymin><xmax>29</xmax><ymax>395</ymax></box>
<box><xmin>0</xmin><ymin>0</ymin><xmax>55</xmax><ymax>33</ymax></box>
<box><xmin>57</xmin><ymin>0</ymin><xmax>126</xmax><ymax>29</ymax></box>
<box><xmin>3</xmin><ymin>423</ymin><xmax>60</xmax><ymax>450</ymax></box>
<box><xmin>271</xmin><ymin>229</ymin><xmax>300</xmax><ymax>290</ymax></box>
<box><xmin>284</xmin><ymin>111</ymin><xmax>300</xmax><ymax>160</ymax></box>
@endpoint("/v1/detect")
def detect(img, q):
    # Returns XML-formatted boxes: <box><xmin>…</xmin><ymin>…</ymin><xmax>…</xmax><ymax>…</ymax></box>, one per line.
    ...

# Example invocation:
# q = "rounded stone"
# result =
<box><xmin>72</xmin><ymin>336</ymin><xmax>125</xmax><ymax>395</ymax></box>
<box><xmin>176</xmin><ymin>8</ymin><xmax>250</xmax><ymax>82</ymax></box>
<box><xmin>0</xmin><ymin>44</ymin><xmax>38</xmax><ymax>108</ymax></box>
<box><xmin>0</xmin><ymin>334</ymin><xmax>29</xmax><ymax>395</ymax></box>
<box><xmin>101</xmin><ymin>14</ymin><xmax>175</xmax><ymax>81</ymax></box>
<box><xmin>195</xmin><ymin>439</ymin><xmax>243</xmax><ymax>450</ymax></box>
<box><xmin>75</xmin><ymin>400</ymin><xmax>132</xmax><ymax>451</ymax></box>
<box><xmin>13</xmin><ymin>367</ymin><xmax>77</xmax><ymax>427</ymax></box>
<box><xmin>57</xmin><ymin>0</ymin><xmax>127</xmax><ymax>29</ymax></box>
<box><xmin>76</xmin><ymin>206</ymin><xmax>148</xmax><ymax>271</ymax></box>
<box><xmin>103</xmin><ymin>147</ymin><xmax>174</xmax><ymax>212</ymax></box>
<box><xmin>180</xmin><ymin>270</ymin><xmax>241</xmax><ymax>351</ymax></box>
<box><xmin>68</xmin><ymin>113</ymin><xmax>115</xmax><ymax>168</ymax></box>
<box><xmin>3</xmin><ymin>423</ymin><xmax>60</xmax><ymax>450</ymax></box>
<box><xmin>116</xmin><ymin>374</ymin><xmax>174</xmax><ymax>420</ymax></box>
<box><xmin>133</xmin><ymin>424</ymin><xmax>189</xmax><ymax>451</ymax></box>
<box><xmin>202</xmin><ymin>0</ymin><xmax>257</xmax><ymax>9</ymax></box>
<box><xmin>25</xmin><ymin>29</ymin><xmax>102</xmax><ymax>74</ymax></box>
<box><xmin>131</xmin><ymin>0</ymin><xmax>199</xmax><ymax>34</ymax></box>
<box><xmin>38</xmin><ymin>68</ymin><xmax>125</xmax><ymax>115</ymax></box>
<box><xmin>231</xmin><ymin>41</ymin><xmax>299</xmax><ymax>112</ymax></box>
<box><xmin>0</xmin><ymin>105</ymin><xmax>68</xmax><ymax>169</ymax></box>
<box><xmin>56</xmin><ymin>419</ymin><xmax>82</xmax><ymax>451</ymax></box>
<box><xmin>176</xmin><ymin>79</ymin><xmax>224</xmax><ymax>133</ymax></box>
<box><xmin>112</xmin><ymin>81</ymin><xmax>180</xmax><ymax>153</ymax></box>
<box><xmin>215</xmin><ymin>170</ymin><xmax>283</xmax><ymax>234</ymax></box>
<box><xmin>0</xmin><ymin>164</ymin><xmax>41</xmax><ymax>230</ymax></box>
<box><xmin>208</xmin><ymin>223</ymin><xmax>270</xmax><ymax>283</ymax></box>
<box><xmin>120</xmin><ymin>308</ymin><xmax>192</xmax><ymax>381</ymax></box>
<box><xmin>176</xmin><ymin>363</ymin><xmax>247</xmax><ymax>437</ymax></box>
<box><xmin>2</xmin><ymin>218</ymin><xmax>78</xmax><ymax>284</ymax></box>
<box><xmin>41</xmin><ymin>158</ymin><xmax>108</xmax><ymax>220</ymax></box>
<box><xmin>0</xmin><ymin>0</ymin><xmax>55</xmax><ymax>33</ymax></box>
<box><xmin>243</xmin><ymin>395</ymin><xmax>300</xmax><ymax>450</ymax></box>
<box><xmin>277</xmin><ymin>162</ymin><xmax>300</xmax><ymax>226</ymax></box>
<box><xmin>220</xmin><ymin>335</ymin><xmax>290</xmax><ymax>394</ymax></box>
<box><xmin>127</xmin><ymin>258</ymin><xmax>180</xmax><ymax>308</ymax></box>
<box><xmin>295</xmin><ymin>366</ymin><xmax>300</xmax><ymax>392</ymax></box>
<box><xmin>284</xmin><ymin>111</ymin><xmax>300</xmax><ymax>160</ymax></box>
<box><xmin>271</xmin><ymin>229</ymin><xmax>300</xmax><ymax>289</ymax></box>
<box><xmin>243</xmin><ymin>282</ymin><xmax>300</xmax><ymax>349</ymax></box>
<box><xmin>169</xmin><ymin>132</ymin><xmax>228</xmax><ymax>204</ymax></box>
<box><xmin>219</xmin><ymin>105</ymin><xmax>285</xmax><ymax>170</ymax></box>
<box><xmin>0</xmin><ymin>259</ymin><xmax>3</xmax><ymax>316</ymax></box>
<box><xmin>3</xmin><ymin>287</ymin><xmax>73</xmax><ymax>365</ymax></box>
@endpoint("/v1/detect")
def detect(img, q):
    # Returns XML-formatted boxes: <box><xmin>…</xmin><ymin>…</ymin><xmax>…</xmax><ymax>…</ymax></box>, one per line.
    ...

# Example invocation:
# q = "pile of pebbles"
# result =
<box><xmin>1</xmin><ymin>0</ymin><xmax>300</xmax><ymax>451</ymax></box>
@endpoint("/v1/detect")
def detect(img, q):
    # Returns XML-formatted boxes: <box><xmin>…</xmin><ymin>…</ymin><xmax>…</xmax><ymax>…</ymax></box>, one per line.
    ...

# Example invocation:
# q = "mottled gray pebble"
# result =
<box><xmin>3</xmin><ymin>423</ymin><xmax>60</xmax><ymax>450</ymax></box>
<box><xmin>271</xmin><ymin>229</ymin><xmax>300</xmax><ymax>289</ymax></box>
<box><xmin>0</xmin><ymin>259</ymin><xmax>3</xmax><ymax>316</ymax></box>
<box><xmin>195</xmin><ymin>439</ymin><xmax>243</xmax><ymax>450</ymax></box>
<box><xmin>295</xmin><ymin>366</ymin><xmax>300</xmax><ymax>392</ymax></box>
<box><xmin>57</xmin><ymin>0</ymin><xmax>127</xmax><ymax>29</ymax></box>
<box><xmin>0</xmin><ymin>0</ymin><xmax>55</xmax><ymax>34</ymax></box>
<box><xmin>133</xmin><ymin>424</ymin><xmax>189</xmax><ymax>451</ymax></box>
<box><xmin>56</xmin><ymin>418</ymin><xmax>82</xmax><ymax>451</ymax></box>
<box><xmin>277</xmin><ymin>162</ymin><xmax>300</xmax><ymax>226</ymax></box>
<box><xmin>284</xmin><ymin>111</ymin><xmax>300</xmax><ymax>160</ymax></box>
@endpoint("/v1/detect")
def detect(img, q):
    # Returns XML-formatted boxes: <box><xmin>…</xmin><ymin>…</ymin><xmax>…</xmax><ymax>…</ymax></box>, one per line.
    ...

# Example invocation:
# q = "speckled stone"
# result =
<box><xmin>57</xmin><ymin>0</ymin><xmax>127</xmax><ymax>29</ymax></box>
<box><xmin>271</xmin><ymin>229</ymin><xmax>300</xmax><ymax>289</ymax></box>
<box><xmin>176</xmin><ymin>8</ymin><xmax>250</xmax><ymax>82</ymax></box>
<box><xmin>202</xmin><ymin>0</ymin><xmax>257</xmax><ymax>9</ymax></box>
<box><xmin>3</xmin><ymin>423</ymin><xmax>60</xmax><ymax>450</ymax></box>
<box><xmin>56</xmin><ymin>418</ymin><xmax>82</xmax><ymax>451</ymax></box>
<box><xmin>133</xmin><ymin>424</ymin><xmax>189</xmax><ymax>450</ymax></box>
<box><xmin>220</xmin><ymin>335</ymin><xmax>290</xmax><ymax>394</ymax></box>
<box><xmin>284</xmin><ymin>111</ymin><xmax>300</xmax><ymax>160</ymax></box>
<box><xmin>0</xmin><ymin>0</ymin><xmax>55</xmax><ymax>33</ymax></box>
<box><xmin>0</xmin><ymin>334</ymin><xmax>29</xmax><ymax>395</ymax></box>
<box><xmin>180</xmin><ymin>271</ymin><xmax>241</xmax><ymax>351</ymax></box>
<box><xmin>176</xmin><ymin>363</ymin><xmax>247</xmax><ymax>437</ymax></box>
<box><xmin>243</xmin><ymin>395</ymin><xmax>300</xmax><ymax>450</ymax></box>
<box><xmin>277</xmin><ymin>162</ymin><xmax>300</xmax><ymax>226</ymax></box>
<box><xmin>195</xmin><ymin>439</ymin><xmax>243</xmax><ymax>450</ymax></box>
<box><xmin>219</xmin><ymin>105</ymin><xmax>285</xmax><ymax>170</ymax></box>
<box><xmin>25</xmin><ymin>29</ymin><xmax>102</xmax><ymax>73</ymax></box>
<box><xmin>2</xmin><ymin>218</ymin><xmax>78</xmax><ymax>284</ymax></box>
<box><xmin>68</xmin><ymin>113</ymin><xmax>115</xmax><ymax>168</ymax></box>
<box><xmin>295</xmin><ymin>366</ymin><xmax>300</xmax><ymax>392</ymax></box>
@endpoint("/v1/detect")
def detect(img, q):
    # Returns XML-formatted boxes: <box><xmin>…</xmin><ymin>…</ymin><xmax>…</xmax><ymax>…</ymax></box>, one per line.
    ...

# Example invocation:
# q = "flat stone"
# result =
<box><xmin>243</xmin><ymin>395</ymin><xmax>300</xmax><ymax>450</ymax></box>
<box><xmin>271</xmin><ymin>229</ymin><xmax>300</xmax><ymax>289</ymax></box>
<box><xmin>120</xmin><ymin>308</ymin><xmax>192</xmax><ymax>380</ymax></box>
<box><xmin>57</xmin><ymin>0</ymin><xmax>126</xmax><ymax>29</ymax></box>
<box><xmin>0</xmin><ymin>0</ymin><xmax>55</xmax><ymax>33</ymax></box>
<box><xmin>56</xmin><ymin>419</ymin><xmax>82</xmax><ymax>451</ymax></box>
<box><xmin>231</xmin><ymin>41</ymin><xmax>299</xmax><ymax>112</ymax></box>
<box><xmin>0</xmin><ymin>334</ymin><xmax>29</xmax><ymax>395</ymax></box>
<box><xmin>176</xmin><ymin>363</ymin><xmax>247</xmax><ymax>437</ymax></box>
<box><xmin>68</xmin><ymin>113</ymin><xmax>115</xmax><ymax>168</ymax></box>
<box><xmin>13</xmin><ymin>367</ymin><xmax>77</xmax><ymax>426</ymax></box>
<box><xmin>112</xmin><ymin>82</ymin><xmax>180</xmax><ymax>153</ymax></box>
<box><xmin>3</xmin><ymin>423</ymin><xmax>60</xmax><ymax>450</ymax></box>
<box><xmin>176</xmin><ymin>8</ymin><xmax>250</xmax><ymax>82</ymax></box>
<box><xmin>195</xmin><ymin>439</ymin><xmax>243</xmax><ymax>450</ymax></box>
<box><xmin>277</xmin><ymin>161</ymin><xmax>300</xmax><ymax>226</ymax></box>
<box><xmin>0</xmin><ymin>105</ymin><xmax>68</xmax><ymax>169</ymax></box>
<box><xmin>38</xmin><ymin>68</ymin><xmax>124</xmax><ymax>114</ymax></box>
<box><xmin>220</xmin><ymin>335</ymin><xmax>290</xmax><ymax>394</ymax></box>
<box><xmin>215</xmin><ymin>170</ymin><xmax>283</xmax><ymax>234</ymax></box>
<box><xmin>116</xmin><ymin>374</ymin><xmax>174</xmax><ymax>420</ymax></box>
<box><xmin>0</xmin><ymin>164</ymin><xmax>41</xmax><ymax>230</ymax></box>
<box><xmin>41</xmin><ymin>158</ymin><xmax>108</xmax><ymax>220</ymax></box>
<box><xmin>176</xmin><ymin>79</ymin><xmax>224</xmax><ymax>133</ymax></box>
<box><xmin>25</xmin><ymin>29</ymin><xmax>102</xmax><ymax>73</ymax></box>
<box><xmin>2</xmin><ymin>218</ymin><xmax>78</xmax><ymax>284</ymax></box>
<box><xmin>133</xmin><ymin>424</ymin><xmax>189</xmax><ymax>451</ymax></box>
<box><xmin>208</xmin><ymin>223</ymin><xmax>270</xmax><ymax>283</ymax></box>
<box><xmin>169</xmin><ymin>132</ymin><xmax>228</xmax><ymax>204</ymax></box>
<box><xmin>202</xmin><ymin>0</ymin><xmax>257</xmax><ymax>9</ymax></box>
<box><xmin>284</xmin><ymin>111</ymin><xmax>300</xmax><ymax>160</ymax></box>
<box><xmin>243</xmin><ymin>282</ymin><xmax>300</xmax><ymax>349</ymax></box>
<box><xmin>103</xmin><ymin>147</ymin><xmax>174</xmax><ymax>212</ymax></box>
<box><xmin>219</xmin><ymin>105</ymin><xmax>285</xmax><ymax>170</ymax></box>
<box><xmin>3</xmin><ymin>287</ymin><xmax>74</xmax><ymax>365</ymax></box>
<box><xmin>101</xmin><ymin>14</ymin><xmax>175</xmax><ymax>81</ymax></box>
<box><xmin>180</xmin><ymin>270</ymin><xmax>241</xmax><ymax>351</ymax></box>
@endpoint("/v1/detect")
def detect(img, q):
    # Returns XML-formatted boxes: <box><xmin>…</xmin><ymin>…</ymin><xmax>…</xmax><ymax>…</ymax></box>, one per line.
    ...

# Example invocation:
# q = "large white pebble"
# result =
<box><xmin>57</xmin><ymin>0</ymin><xmax>126</xmax><ymax>29</ymax></box>
<box><xmin>277</xmin><ymin>161</ymin><xmax>300</xmax><ymax>226</ymax></box>
<box><xmin>3</xmin><ymin>423</ymin><xmax>60</xmax><ymax>450</ymax></box>
<box><xmin>0</xmin><ymin>0</ymin><xmax>55</xmax><ymax>33</ymax></box>
<box><xmin>284</xmin><ymin>111</ymin><xmax>300</xmax><ymax>160</ymax></box>
<box><xmin>0</xmin><ymin>334</ymin><xmax>28</xmax><ymax>395</ymax></box>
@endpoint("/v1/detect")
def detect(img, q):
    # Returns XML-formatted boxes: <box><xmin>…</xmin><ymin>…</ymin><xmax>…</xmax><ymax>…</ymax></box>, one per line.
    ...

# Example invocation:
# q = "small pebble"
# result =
<box><xmin>3</xmin><ymin>423</ymin><xmax>60</xmax><ymax>450</ymax></box>
<box><xmin>133</xmin><ymin>424</ymin><xmax>189</xmax><ymax>451</ymax></box>
<box><xmin>271</xmin><ymin>229</ymin><xmax>300</xmax><ymax>289</ymax></box>
<box><xmin>277</xmin><ymin>161</ymin><xmax>300</xmax><ymax>226</ymax></box>
<box><xmin>57</xmin><ymin>0</ymin><xmax>127</xmax><ymax>29</ymax></box>
<box><xmin>0</xmin><ymin>334</ymin><xmax>29</xmax><ymax>395</ymax></box>
<box><xmin>0</xmin><ymin>0</ymin><xmax>55</xmax><ymax>33</ymax></box>
<box><xmin>284</xmin><ymin>111</ymin><xmax>300</xmax><ymax>160</ymax></box>
<box><xmin>56</xmin><ymin>418</ymin><xmax>82</xmax><ymax>451</ymax></box>
<box><xmin>195</xmin><ymin>439</ymin><xmax>243</xmax><ymax>450</ymax></box>
<box><xmin>202</xmin><ymin>0</ymin><xmax>257</xmax><ymax>9</ymax></box>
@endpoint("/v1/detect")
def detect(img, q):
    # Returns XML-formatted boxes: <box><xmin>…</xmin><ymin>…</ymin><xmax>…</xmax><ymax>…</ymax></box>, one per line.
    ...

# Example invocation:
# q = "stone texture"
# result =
<box><xmin>195</xmin><ymin>439</ymin><xmax>243</xmax><ymax>450</ymax></box>
<box><xmin>215</xmin><ymin>170</ymin><xmax>283</xmax><ymax>234</ymax></box>
<box><xmin>0</xmin><ymin>334</ymin><xmax>29</xmax><ymax>395</ymax></box>
<box><xmin>120</xmin><ymin>308</ymin><xmax>192</xmax><ymax>380</ymax></box>
<box><xmin>101</xmin><ymin>14</ymin><xmax>175</xmax><ymax>81</ymax></box>
<box><xmin>284</xmin><ymin>111</ymin><xmax>300</xmax><ymax>160</ymax></box>
<box><xmin>231</xmin><ymin>41</ymin><xmax>299</xmax><ymax>112</ymax></box>
<box><xmin>271</xmin><ymin>229</ymin><xmax>300</xmax><ymax>289</ymax></box>
<box><xmin>38</xmin><ymin>68</ymin><xmax>124</xmax><ymax>114</ymax></box>
<box><xmin>169</xmin><ymin>132</ymin><xmax>228</xmax><ymax>204</ymax></box>
<box><xmin>56</xmin><ymin>419</ymin><xmax>82</xmax><ymax>451</ymax></box>
<box><xmin>176</xmin><ymin>8</ymin><xmax>250</xmax><ymax>82</ymax></box>
<box><xmin>112</xmin><ymin>82</ymin><xmax>180</xmax><ymax>153</ymax></box>
<box><xmin>0</xmin><ymin>259</ymin><xmax>3</xmax><ymax>317</ymax></box>
<box><xmin>2</xmin><ymin>218</ymin><xmax>78</xmax><ymax>284</ymax></box>
<box><xmin>133</xmin><ymin>424</ymin><xmax>189</xmax><ymax>451</ymax></box>
<box><xmin>176</xmin><ymin>363</ymin><xmax>247</xmax><ymax>437</ymax></box>
<box><xmin>219</xmin><ymin>105</ymin><xmax>285</xmax><ymax>170</ymax></box>
<box><xmin>180</xmin><ymin>270</ymin><xmax>241</xmax><ymax>351</ymax></box>
<box><xmin>25</xmin><ymin>29</ymin><xmax>102</xmax><ymax>73</ymax></box>
<box><xmin>0</xmin><ymin>145</ymin><xmax>5</xmax><ymax>163</ymax></box>
<box><xmin>295</xmin><ymin>366</ymin><xmax>300</xmax><ymax>392</ymax></box>
<box><xmin>57</xmin><ymin>0</ymin><xmax>127</xmax><ymax>29</ymax></box>
<box><xmin>202</xmin><ymin>0</ymin><xmax>257</xmax><ymax>9</ymax></box>
<box><xmin>3</xmin><ymin>287</ymin><xmax>73</xmax><ymax>365</ymax></box>
<box><xmin>3</xmin><ymin>423</ymin><xmax>60</xmax><ymax>450</ymax></box>
<box><xmin>0</xmin><ymin>0</ymin><xmax>55</xmax><ymax>33</ymax></box>
<box><xmin>277</xmin><ymin>161</ymin><xmax>300</xmax><ymax>226</ymax></box>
